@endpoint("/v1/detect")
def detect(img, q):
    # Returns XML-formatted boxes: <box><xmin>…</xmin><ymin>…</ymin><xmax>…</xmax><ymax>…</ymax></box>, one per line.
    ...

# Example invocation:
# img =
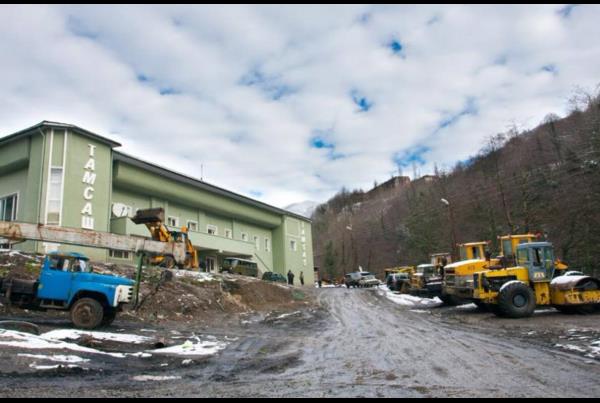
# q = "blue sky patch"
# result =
<box><xmin>159</xmin><ymin>87</ymin><xmax>179</xmax><ymax>95</ymax></box>
<box><xmin>240</xmin><ymin>68</ymin><xmax>296</xmax><ymax>100</ymax></box>
<box><xmin>389</xmin><ymin>39</ymin><xmax>403</xmax><ymax>54</ymax></box>
<box><xmin>557</xmin><ymin>4</ymin><xmax>578</xmax><ymax>18</ymax></box>
<box><xmin>351</xmin><ymin>90</ymin><xmax>373</xmax><ymax>112</ymax></box>
<box><xmin>66</xmin><ymin>16</ymin><xmax>98</xmax><ymax>40</ymax></box>
<box><xmin>393</xmin><ymin>145</ymin><xmax>431</xmax><ymax>168</ymax></box>
<box><xmin>310</xmin><ymin>132</ymin><xmax>345</xmax><ymax>160</ymax></box>
<box><xmin>438</xmin><ymin>97</ymin><xmax>478</xmax><ymax>130</ymax></box>
<box><xmin>249</xmin><ymin>190</ymin><xmax>263</xmax><ymax>198</ymax></box>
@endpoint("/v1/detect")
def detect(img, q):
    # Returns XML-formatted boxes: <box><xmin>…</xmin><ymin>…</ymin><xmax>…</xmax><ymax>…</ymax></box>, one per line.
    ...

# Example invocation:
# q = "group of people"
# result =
<box><xmin>287</xmin><ymin>269</ymin><xmax>304</xmax><ymax>286</ymax></box>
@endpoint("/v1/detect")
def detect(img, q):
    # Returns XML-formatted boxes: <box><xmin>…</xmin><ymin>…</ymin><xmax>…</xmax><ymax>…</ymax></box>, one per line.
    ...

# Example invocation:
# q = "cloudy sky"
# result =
<box><xmin>1</xmin><ymin>4</ymin><xmax>599</xmax><ymax>208</ymax></box>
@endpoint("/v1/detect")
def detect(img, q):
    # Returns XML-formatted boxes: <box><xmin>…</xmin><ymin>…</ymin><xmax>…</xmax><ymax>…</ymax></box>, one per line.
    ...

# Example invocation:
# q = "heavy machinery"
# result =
<box><xmin>384</xmin><ymin>266</ymin><xmax>414</xmax><ymax>292</ymax></box>
<box><xmin>472</xmin><ymin>242</ymin><xmax>600</xmax><ymax>317</ymax></box>
<box><xmin>442</xmin><ymin>235</ymin><xmax>539</xmax><ymax>304</ymax></box>
<box><xmin>408</xmin><ymin>253</ymin><xmax>450</xmax><ymax>298</ymax></box>
<box><xmin>131</xmin><ymin>208</ymin><xmax>199</xmax><ymax>270</ymax></box>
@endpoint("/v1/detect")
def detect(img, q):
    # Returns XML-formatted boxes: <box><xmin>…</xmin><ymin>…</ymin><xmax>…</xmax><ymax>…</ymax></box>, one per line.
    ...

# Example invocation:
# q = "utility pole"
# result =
<box><xmin>441</xmin><ymin>198</ymin><xmax>458</xmax><ymax>260</ymax></box>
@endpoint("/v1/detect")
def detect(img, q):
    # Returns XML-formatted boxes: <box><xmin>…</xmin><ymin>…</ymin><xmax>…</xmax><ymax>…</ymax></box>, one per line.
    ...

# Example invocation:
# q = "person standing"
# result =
<box><xmin>287</xmin><ymin>270</ymin><xmax>295</xmax><ymax>285</ymax></box>
<box><xmin>300</xmin><ymin>271</ymin><xmax>304</xmax><ymax>286</ymax></box>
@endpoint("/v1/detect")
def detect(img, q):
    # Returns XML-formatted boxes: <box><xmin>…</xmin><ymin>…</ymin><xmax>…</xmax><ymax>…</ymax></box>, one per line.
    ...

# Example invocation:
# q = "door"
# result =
<box><xmin>37</xmin><ymin>256</ymin><xmax>73</xmax><ymax>301</ymax></box>
<box><xmin>206</xmin><ymin>257</ymin><xmax>217</xmax><ymax>273</ymax></box>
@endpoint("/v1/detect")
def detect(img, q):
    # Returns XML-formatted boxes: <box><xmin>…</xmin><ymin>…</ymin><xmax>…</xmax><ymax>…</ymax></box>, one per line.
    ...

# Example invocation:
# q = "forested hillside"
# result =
<box><xmin>313</xmin><ymin>90</ymin><xmax>600</xmax><ymax>281</ymax></box>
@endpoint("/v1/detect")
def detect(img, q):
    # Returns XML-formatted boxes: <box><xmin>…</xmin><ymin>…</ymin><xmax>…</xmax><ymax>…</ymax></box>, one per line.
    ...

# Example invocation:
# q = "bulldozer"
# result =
<box><xmin>442</xmin><ymin>234</ymin><xmax>568</xmax><ymax>306</ymax></box>
<box><xmin>472</xmin><ymin>242</ymin><xmax>600</xmax><ymax>317</ymax></box>
<box><xmin>131</xmin><ymin>208</ymin><xmax>199</xmax><ymax>270</ymax></box>
<box><xmin>442</xmin><ymin>235</ymin><xmax>537</xmax><ymax>304</ymax></box>
<box><xmin>408</xmin><ymin>253</ymin><xmax>451</xmax><ymax>298</ymax></box>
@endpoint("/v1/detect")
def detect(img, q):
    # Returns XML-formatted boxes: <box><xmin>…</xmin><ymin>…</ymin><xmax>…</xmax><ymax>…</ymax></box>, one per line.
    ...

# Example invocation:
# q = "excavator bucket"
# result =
<box><xmin>131</xmin><ymin>208</ymin><xmax>165</xmax><ymax>225</ymax></box>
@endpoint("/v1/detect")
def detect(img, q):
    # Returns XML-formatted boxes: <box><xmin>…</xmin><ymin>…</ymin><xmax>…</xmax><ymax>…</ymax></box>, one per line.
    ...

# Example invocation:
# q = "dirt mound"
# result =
<box><xmin>0</xmin><ymin>250</ymin><xmax>313</xmax><ymax>324</ymax></box>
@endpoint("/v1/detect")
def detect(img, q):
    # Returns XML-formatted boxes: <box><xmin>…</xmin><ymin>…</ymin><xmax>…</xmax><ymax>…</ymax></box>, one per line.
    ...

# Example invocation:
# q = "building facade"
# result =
<box><xmin>0</xmin><ymin>121</ymin><xmax>314</xmax><ymax>286</ymax></box>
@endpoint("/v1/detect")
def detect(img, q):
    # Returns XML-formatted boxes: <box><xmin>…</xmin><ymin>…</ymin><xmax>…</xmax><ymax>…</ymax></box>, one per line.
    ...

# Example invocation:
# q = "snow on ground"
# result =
<box><xmin>456</xmin><ymin>303</ymin><xmax>478</xmax><ymax>310</ymax></box>
<box><xmin>149</xmin><ymin>337</ymin><xmax>227</xmax><ymax>357</ymax></box>
<box><xmin>42</xmin><ymin>329</ymin><xmax>153</xmax><ymax>344</ymax></box>
<box><xmin>377</xmin><ymin>285</ymin><xmax>442</xmax><ymax>308</ymax></box>
<box><xmin>0</xmin><ymin>329</ymin><xmax>132</xmax><ymax>358</ymax></box>
<box><xmin>172</xmin><ymin>270</ymin><xmax>214</xmax><ymax>282</ymax></box>
<box><xmin>132</xmin><ymin>375</ymin><xmax>182</xmax><ymax>382</ymax></box>
<box><xmin>18</xmin><ymin>353</ymin><xmax>90</xmax><ymax>363</ymax></box>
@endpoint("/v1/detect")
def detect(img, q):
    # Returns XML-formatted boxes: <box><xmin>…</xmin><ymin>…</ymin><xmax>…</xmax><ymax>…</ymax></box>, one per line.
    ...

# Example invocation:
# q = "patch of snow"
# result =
<box><xmin>377</xmin><ymin>285</ymin><xmax>442</xmax><ymax>308</ymax></box>
<box><xmin>555</xmin><ymin>343</ymin><xmax>587</xmax><ymax>353</ymax></box>
<box><xmin>132</xmin><ymin>375</ymin><xmax>181</xmax><ymax>382</ymax></box>
<box><xmin>272</xmin><ymin>311</ymin><xmax>301</xmax><ymax>320</ymax></box>
<box><xmin>182</xmin><ymin>359</ymin><xmax>193</xmax><ymax>365</ymax></box>
<box><xmin>499</xmin><ymin>280</ymin><xmax>524</xmax><ymax>292</ymax></box>
<box><xmin>172</xmin><ymin>270</ymin><xmax>214</xmax><ymax>282</ymax></box>
<box><xmin>149</xmin><ymin>339</ymin><xmax>227</xmax><ymax>357</ymax></box>
<box><xmin>456</xmin><ymin>303</ymin><xmax>477</xmax><ymax>310</ymax></box>
<box><xmin>18</xmin><ymin>353</ymin><xmax>90</xmax><ymax>363</ymax></box>
<box><xmin>29</xmin><ymin>364</ymin><xmax>82</xmax><ymax>370</ymax></box>
<box><xmin>42</xmin><ymin>329</ymin><xmax>153</xmax><ymax>344</ymax></box>
<box><xmin>140</xmin><ymin>329</ymin><xmax>157</xmax><ymax>333</ymax></box>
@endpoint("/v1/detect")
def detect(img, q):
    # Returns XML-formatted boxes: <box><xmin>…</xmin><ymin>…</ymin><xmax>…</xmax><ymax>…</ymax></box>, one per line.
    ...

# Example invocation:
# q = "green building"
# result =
<box><xmin>0</xmin><ymin>121</ymin><xmax>314</xmax><ymax>286</ymax></box>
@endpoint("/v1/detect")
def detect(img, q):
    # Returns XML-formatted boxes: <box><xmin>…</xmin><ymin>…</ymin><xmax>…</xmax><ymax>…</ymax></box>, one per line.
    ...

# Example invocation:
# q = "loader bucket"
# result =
<box><xmin>131</xmin><ymin>208</ymin><xmax>165</xmax><ymax>225</ymax></box>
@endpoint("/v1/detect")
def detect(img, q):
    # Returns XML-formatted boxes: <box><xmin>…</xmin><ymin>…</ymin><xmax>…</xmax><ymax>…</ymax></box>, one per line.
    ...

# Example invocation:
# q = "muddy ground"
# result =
<box><xmin>0</xmin><ymin>287</ymin><xmax>599</xmax><ymax>398</ymax></box>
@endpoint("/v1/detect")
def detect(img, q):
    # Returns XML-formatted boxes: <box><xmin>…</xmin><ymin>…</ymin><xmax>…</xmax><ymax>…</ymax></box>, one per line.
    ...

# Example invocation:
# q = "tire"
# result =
<box><xmin>497</xmin><ymin>282</ymin><xmax>536</xmax><ymax>318</ymax></box>
<box><xmin>101</xmin><ymin>308</ymin><xmax>117</xmax><ymax>327</ymax></box>
<box><xmin>474</xmin><ymin>300</ymin><xmax>489</xmax><ymax>312</ymax></box>
<box><xmin>440</xmin><ymin>294</ymin><xmax>461</xmax><ymax>306</ymax></box>
<box><xmin>70</xmin><ymin>298</ymin><xmax>104</xmax><ymax>329</ymax></box>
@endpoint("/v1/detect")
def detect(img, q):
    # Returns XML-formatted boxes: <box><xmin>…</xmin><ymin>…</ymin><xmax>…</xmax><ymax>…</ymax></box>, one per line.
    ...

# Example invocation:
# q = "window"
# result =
<box><xmin>186</xmin><ymin>220</ymin><xmax>198</xmax><ymax>232</ymax></box>
<box><xmin>265</xmin><ymin>238</ymin><xmax>270</xmax><ymax>252</ymax></box>
<box><xmin>254</xmin><ymin>236</ymin><xmax>260</xmax><ymax>250</ymax></box>
<box><xmin>241</xmin><ymin>232</ymin><xmax>248</xmax><ymax>242</ymax></box>
<box><xmin>290</xmin><ymin>240</ymin><xmax>297</xmax><ymax>251</ymax></box>
<box><xmin>207</xmin><ymin>225</ymin><xmax>218</xmax><ymax>235</ymax></box>
<box><xmin>109</xmin><ymin>250</ymin><xmax>131</xmax><ymax>260</ymax></box>
<box><xmin>225</xmin><ymin>229</ymin><xmax>233</xmax><ymax>239</ymax></box>
<box><xmin>167</xmin><ymin>216</ymin><xmax>179</xmax><ymax>227</ymax></box>
<box><xmin>46</xmin><ymin>167</ymin><xmax>63</xmax><ymax>225</ymax></box>
<box><xmin>0</xmin><ymin>194</ymin><xmax>18</xmax><ymax>222</ymax></box>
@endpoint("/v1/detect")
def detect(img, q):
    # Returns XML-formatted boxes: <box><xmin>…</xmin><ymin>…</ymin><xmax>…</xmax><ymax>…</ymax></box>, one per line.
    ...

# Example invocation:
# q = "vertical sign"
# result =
<box><xmin>81</xmin><ymin>144</ymin><xmax>96</xmax><ymax>229</ymax></box>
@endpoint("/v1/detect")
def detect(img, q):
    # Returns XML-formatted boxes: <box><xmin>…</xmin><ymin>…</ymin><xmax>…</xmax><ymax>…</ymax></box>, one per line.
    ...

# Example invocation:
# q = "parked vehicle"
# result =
<box><xmin>344</xmin><ymin>272</ymin><xmax>362</xmax><ymax>288</ymax></box>
<box><xmin>0</xmin><ymin>252</ymin><xmax>133</xmax><ymax>329</ymax></box>
<box><xmin>387</xmin><ymin>272</ymin><xmax>411</xmax><ymax>292</ymax></box>
<box><xmin>358</xmin><ymin>272</ymin><xmax>380</xmax><ymax>288</ymax></box>
<box><xmin>262</xmin><ymin>271</ymin><xmax>287</xmax><ymax>283</ymax></box>
<box><xmin>221</xmin><ymin>257</ymin><xmax>258</xmax><ymax>277</ymax></box>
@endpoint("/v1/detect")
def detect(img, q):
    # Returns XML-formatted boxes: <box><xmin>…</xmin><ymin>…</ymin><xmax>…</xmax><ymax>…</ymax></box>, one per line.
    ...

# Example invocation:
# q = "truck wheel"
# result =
<box><xmin>497</xmin><ymin>282</ymin><xmax>536</xmax><ymax>318</ymax></box>
<box><xmin>71</xmin><ymin>298</ymin><xmax>104</xmax><ymax>329</ymax></box>
<box><xmin>101</xmin><ymin>308</ymin><xmax>117</xmax><ymax>327</ymax></box>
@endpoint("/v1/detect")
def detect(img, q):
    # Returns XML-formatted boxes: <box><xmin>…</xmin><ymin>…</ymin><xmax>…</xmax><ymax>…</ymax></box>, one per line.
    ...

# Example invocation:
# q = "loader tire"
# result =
<box><xmin>497</xmin><ymin>282</ymin><xmax>536</xmax><ymax>318</ymax></box>
<box><xmin>71</xmin><ymin>298</ymin><xmax>104</xmax><ymax>329</ymax></box>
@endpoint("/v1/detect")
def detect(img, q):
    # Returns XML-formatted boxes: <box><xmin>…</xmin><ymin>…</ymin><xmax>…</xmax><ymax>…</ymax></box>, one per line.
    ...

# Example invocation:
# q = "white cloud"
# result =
<box><xmin>1</xmin><ymin>4</ymin><xmax>599</xmax><ymax>207</ymax></box>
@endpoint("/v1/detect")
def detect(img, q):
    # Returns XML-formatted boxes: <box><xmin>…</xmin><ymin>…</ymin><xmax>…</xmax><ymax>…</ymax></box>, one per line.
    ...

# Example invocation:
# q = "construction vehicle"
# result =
<box><xmin>0</xmin><ymin>220</ymin><xmax>188</xmax><ymax>329</ymax></box>
<box><xmin>408</xmin><ymin>253</ymin><xmax>451</xmax><ymax>298</ymax></box>
<box><xmin>472</xmin><ymin>242</ymin><xmax>600</xmax><ymax>317</ymax></box>
<box><xmin>0</xmin><ymin>252</ymin><xmax>133</xmax><ymax>329</ymax></box>
<box><xmin>383</xmin><ymin>266</ymin><xmax>414</xmax><ymax>292</ymax></box>
<box><xmin>131</xmin><ymin>208</ymin><xmax>199</xmax><ymax>270</ymax></box>
<box><xmin>442</xmin><ymin>235</ymin><xmax>539</xmax><ymax>305</ymax></box>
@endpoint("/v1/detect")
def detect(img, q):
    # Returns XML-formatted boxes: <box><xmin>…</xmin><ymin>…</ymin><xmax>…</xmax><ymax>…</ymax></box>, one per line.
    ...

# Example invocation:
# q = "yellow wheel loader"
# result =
<box><xmin>131</xmin><ymin>208</ymin><xmax>199</xmax><ymax>270</ymax></box>
<box><xmin>442</xmin><ymin>234</ymin><xmax>541</xmax><ymax>305</ymax></box>
<box><xmin>472</xmin><ymin>242</ymin><xmax>600</xmax><ymax>318</ymax></box>
<box><xmin>407</xmin><ymin>253</ymin><xmax>451</xmax><ymax>298</ymax></box>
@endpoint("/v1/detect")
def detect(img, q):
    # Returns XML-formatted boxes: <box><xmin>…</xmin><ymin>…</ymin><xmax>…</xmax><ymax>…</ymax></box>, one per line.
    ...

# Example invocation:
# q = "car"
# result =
<box><xmin>358</xmin><ymin>272</ymin><xmax>380</xmax><ymax>288</ymax></box>
<box><xmin>262</xmin><ymin>272</ymin><xmax>287</xmax><ymax>283</ymax></box>
<box><xmin>344</xmin><ymin>272</ymin><xmax>362</xmax><ymax>288</ymax></box>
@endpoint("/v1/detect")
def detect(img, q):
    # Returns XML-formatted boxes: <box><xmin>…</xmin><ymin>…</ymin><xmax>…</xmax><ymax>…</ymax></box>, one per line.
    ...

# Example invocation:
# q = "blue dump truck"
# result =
<box><xmin>0</xmin><ymin>252</ymin><xmax>134</xmax><ymax>329</ymax></box>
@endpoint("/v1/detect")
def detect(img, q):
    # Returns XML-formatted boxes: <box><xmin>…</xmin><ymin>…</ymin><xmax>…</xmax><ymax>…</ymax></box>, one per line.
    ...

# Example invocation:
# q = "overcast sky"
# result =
<box><xmin>1</xmin><ymin>4</ymin><xmax>599</xmax><ymax>208</ymax></box>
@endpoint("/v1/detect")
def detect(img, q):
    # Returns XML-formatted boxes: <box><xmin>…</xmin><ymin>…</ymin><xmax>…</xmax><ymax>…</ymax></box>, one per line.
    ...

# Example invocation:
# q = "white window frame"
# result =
<box><xmin>186</xmin><ymin>220</ymin><xmax>198</xmax><ymax>232</ymax></box>
<box><xmin>290</xmin><ymin>240</ymin><xmax>297</xmax><ymax>251</ymax></box>
<box><xmin>167</xmin><ymin>216</ymin><xmax>179</xmax><ymax>227</ymax></box>
<box><xmin>46</xmin><ymin>166</ymin><xmax>64</xmax><ymax>225</ymax></box>
<box><xmin>265</xmin><ymin>237</ymin><xmax>270</xmax><ymax>252</ymax></box>
<box><xmin>241</xmin><ymin>232</ymin><xmax>248</xmax><ymax>242</ymax></box>
<box><xmin>207</xmin><ymin>224</ymin><xmax>218</xmax><ymax>236</ymax></box>
<box><xmin>205</xmin><ymin>256</ymin><xmax>217</xmax><ymax>272</ymax></box>
<box><xmin>0</xmin><ymin>193</ymin><xmax>18</xmax><ymax>222</ymax></box>
<box><xmin>254</xmin><ymin>235</ymin><xmax>260</xmax><ymax>250</ymax></box>
<box><xmin>225</xmin><ymin>229</ymin><xmax>233</xmax><ymax>239</ymax></box>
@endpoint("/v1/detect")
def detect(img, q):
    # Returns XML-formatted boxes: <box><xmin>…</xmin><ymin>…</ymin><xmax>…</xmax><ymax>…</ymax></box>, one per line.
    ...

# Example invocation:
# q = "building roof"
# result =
<box><xmin>0</xmin><ymin>121</ymin><xmax>121</xmax><ymax>148</ymax></box>
<box><xmin>113</xmin><ymin>151</ymin><xmax>312</xmax><ymax>223</ymax></box>
<box><xmin>1</xmin><ymin>121</ymin><xmax>310</xmax><ymax>223</ymax></box>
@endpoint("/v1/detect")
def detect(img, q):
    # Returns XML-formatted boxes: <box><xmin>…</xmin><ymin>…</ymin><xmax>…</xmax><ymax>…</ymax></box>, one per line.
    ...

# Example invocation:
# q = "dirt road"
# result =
<box><xmin>1</xmin><ymin>288</ymin><xmax>599</xmax><ymax>397</ymax></box>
